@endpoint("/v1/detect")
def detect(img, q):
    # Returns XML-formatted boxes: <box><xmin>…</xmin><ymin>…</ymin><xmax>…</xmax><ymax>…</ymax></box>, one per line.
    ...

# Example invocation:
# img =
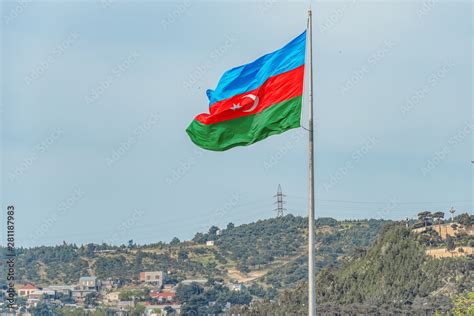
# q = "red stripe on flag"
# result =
<box><xmin>195</xmin><ymin>65</ymin><xmax>304</xmax><ymax>125</ymax></box>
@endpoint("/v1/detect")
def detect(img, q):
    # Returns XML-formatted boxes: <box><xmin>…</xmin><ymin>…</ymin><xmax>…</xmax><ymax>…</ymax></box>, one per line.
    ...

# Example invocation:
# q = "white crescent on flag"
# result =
<box><xmin>242</xmin><ymin>94</ymin><xmax>259</xmax><ymax>112</ymax></box>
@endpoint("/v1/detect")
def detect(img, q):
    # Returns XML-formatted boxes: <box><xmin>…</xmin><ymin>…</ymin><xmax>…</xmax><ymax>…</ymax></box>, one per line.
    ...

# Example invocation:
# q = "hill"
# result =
<box><xmin>0</xmin><ymin>215</ymin><xmax>387</xmax><ymax>292</ymax></box>
<box><xmin>1</xmin><ymin>215</ymin><xmax>473</xmax><ymax>314</ymax></box>
<box><xmin>237</xmin><ymin>224</ymin><xmax>473</xmax><ymax>315</ymax></box>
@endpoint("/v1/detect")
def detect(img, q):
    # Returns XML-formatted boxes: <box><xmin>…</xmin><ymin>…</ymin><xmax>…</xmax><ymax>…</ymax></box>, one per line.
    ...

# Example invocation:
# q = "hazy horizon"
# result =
<box><xmin>5</xmin><ymin>213</ymin><xmax>470</xmax><ymax>249</ymax></box>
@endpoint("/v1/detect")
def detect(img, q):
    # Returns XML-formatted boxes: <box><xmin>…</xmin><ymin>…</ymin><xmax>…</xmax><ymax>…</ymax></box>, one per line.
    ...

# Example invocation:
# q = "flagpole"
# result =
<box><xmin>307</xmin><ymin>7</ymin><xmax>317</xmax><ymax>316</ymax></box>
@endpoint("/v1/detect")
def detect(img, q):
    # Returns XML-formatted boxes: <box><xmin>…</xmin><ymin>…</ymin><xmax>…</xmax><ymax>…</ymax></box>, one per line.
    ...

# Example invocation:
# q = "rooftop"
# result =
<box><xmin>18</xmin><ymin>284</ymin><xmax>37</xmax><ymax>290</ymax></box>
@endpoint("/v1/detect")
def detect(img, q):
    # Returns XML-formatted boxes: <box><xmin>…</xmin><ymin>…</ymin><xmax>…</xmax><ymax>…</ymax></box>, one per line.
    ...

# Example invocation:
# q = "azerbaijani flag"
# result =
<box><xmin>186</xmin><ymin>31</ymin><xmax>306</xmax><ymax>151</ymax></box>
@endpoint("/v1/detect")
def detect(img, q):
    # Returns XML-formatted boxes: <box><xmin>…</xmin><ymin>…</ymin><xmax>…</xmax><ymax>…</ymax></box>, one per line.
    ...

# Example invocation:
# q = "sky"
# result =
<box><xmin>0</xmin><ymin>0</ymin><xmax>472</xmax><ymax>247</ymax></box>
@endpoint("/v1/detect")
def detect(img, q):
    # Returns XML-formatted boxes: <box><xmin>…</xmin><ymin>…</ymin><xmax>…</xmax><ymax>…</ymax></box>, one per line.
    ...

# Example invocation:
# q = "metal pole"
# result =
<box><xmin>307</xmin><ymin>8</ymin><xmax>316</xmax><ymax>316</ymax></box>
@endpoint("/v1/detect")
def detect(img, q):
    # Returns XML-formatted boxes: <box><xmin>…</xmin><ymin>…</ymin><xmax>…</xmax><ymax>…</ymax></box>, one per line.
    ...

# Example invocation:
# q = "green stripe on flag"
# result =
<box><xmin>186</xmin><ymin>96</ymin><xmax>302</xmax><ymax>151</ymax></box>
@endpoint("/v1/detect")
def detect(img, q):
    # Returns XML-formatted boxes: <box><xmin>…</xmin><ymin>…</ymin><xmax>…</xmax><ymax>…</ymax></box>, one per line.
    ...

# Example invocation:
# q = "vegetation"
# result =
<box><xmin>119</xmin><ymin>288</ymin><xmax>148</xmax><ymax>301</ymax></box>
<box><xmin>0</xmin><ymin>215</ymin><xmax>388</xmax><ymax>291</ymax></box>
<box><xmin>452</xmin><ymin>292</ymin><xmax>474</xmax><ymax>316</ymax></box>
<box><xmin>176</xmin><ymin>281</ymin><xmax>252</xmax><ymax>314</ymax></box>
<box><xmin>234</xmin><ymin>223</ymin><xmax>473</xmax><ymax>314</ymax></box>
<box><xmin>263</xmin><ymin>218</ymin><xmax>387</xmax><ymax>288</ymax></box>
<box><xmin>1</xmin><ymin>214</ymin><xmax>472</xmax><ymax>314</ymax></box>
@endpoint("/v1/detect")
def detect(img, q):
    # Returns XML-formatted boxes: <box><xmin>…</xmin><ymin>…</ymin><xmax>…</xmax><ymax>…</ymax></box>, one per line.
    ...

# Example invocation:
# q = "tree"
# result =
<box><xmin>248</xmin><ymin>284</ymin><xmax>266</xmax><ymax>298</ymax></box>
<box><xmin>33</xmin><ymin>302</ymin><xmax>52</xmax><ymax>316</ymax></box>
<box><xmin>192</xmin><ymin>232</ymin><xmax>206</xmax><ymax>243</ymax></box>
<box><xmin>353</xmin><ymin>247</ymin><xmax>367</xmax><ymax>259</ymax></box>
<box><xmin>133</xmin><ymin>303</ymin><xmax>145</xmax><ymax>316</ymax></box>
<box><xmin>164</xmin><ymin>306</ymin><xmax>176</xmax><ymax>315</ymax></box>
<box><xmin>432</xmin><ymin>211</ymin><xmax>445</xmax><ymax>235</ymax></box>
<box><xmin>170</xmin><ymin>237</ymin><xmax>180</xmax><ymax>245</ymax></box>
<box><xmin>227</xmin><ymin>222</ymin><xmax>235</xmax><ymax>230</ymax></box>
<box><xmin>178</xmin><ymin>249</ymin><xmax>188</xmax><ymax>260</ymax></box>
<box><xmin>456</xmin><ymin>213</ymin><xmax>472</xmax><ymax>227</ymax></box>
<box><xmin>432</xmin><ymin>211</ymin><xmax>444</xmax><ymax>220</ymax></box>
<box><xmin>208</xmin><ymin>226</ymin><xmax>219</xmax><ymax>235</ymax></box>
<box><xmin>85</xmin><ymin>243</ymin><xmax>96</xmax><ymax>257</ymax></box>
<box><xmin>176</xmin><ymin>283</ymin><xmax>204</xmax><ymax>302</ymax></box>
<box><xmin>226</xmin><ymin>290</ymin><xmax>252</xmax><ymax>305</ymax></box>
<box><xmin>237</xmin><ymin>263</ymin><xmax>250</xmax><ymax>273</ymax></box>
<box><xmin>432</xmin><ymin>211</ymin><xmax>444</xmax><ymax>224</ymax></box>
<box><xmin>417</xmin><ymin>211</ymin><xmax>432</xmax><ymax>228</ymax></box>
<box><xmin>446</xmin><ymin>236</ymin><xmax>455</xmax><ymax>251</ymax></box>
<box><xmin>84</xmin><ymin>292</ymin><xmax>98</xmax><ymax>306</ymax></box>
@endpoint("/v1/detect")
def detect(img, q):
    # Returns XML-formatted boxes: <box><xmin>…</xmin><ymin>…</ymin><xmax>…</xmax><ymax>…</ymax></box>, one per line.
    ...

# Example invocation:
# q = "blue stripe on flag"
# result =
<box><xmin>206</xmin><ymin>30</ymin><xmax>306</xmax><ymax>106</ymax></box>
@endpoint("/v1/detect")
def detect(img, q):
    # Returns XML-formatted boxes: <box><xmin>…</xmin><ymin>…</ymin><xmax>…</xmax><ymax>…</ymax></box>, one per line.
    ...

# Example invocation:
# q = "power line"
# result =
<box><xmin>285</xmin><ymin>195</ymin><xmax>471</xmax><ymax>205</ymax></box>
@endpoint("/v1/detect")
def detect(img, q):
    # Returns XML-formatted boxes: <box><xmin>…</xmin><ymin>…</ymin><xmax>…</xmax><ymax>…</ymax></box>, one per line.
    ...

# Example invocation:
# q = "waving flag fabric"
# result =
<box><xmin>186</xmin><ymin>31</ymin><xmax>306</xmax><ymax>151</ymax></box>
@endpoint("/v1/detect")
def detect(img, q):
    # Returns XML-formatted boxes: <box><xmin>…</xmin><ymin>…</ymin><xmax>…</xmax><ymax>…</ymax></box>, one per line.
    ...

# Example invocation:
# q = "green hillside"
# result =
<box><xmin>0</xmin><ymin>215</ymin><xmax>387</xmax><ymax>291</ymax></box>
<box><xmin>1</xmin><ymin>216</ymin><xmax>473</xmax><ymax>314</ymax></box>
<box><xmin>239</xmin><ymin>224</ymin><xmax>473</xmax><ymax>315</ymax></box>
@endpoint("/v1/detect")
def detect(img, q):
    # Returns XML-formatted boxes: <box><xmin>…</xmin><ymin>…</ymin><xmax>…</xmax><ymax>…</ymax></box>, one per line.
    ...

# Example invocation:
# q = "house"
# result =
<box><xmin>150</xmin><ymin>291</ymin><xmax>176</xmax><ymax>303</ymax></box>
<box><xmin>79</xmin><ymin>276</ymin><xmax>101</xmax><ymax>291</ymax></box>
<box><xmin>26</xmin><ymin>297</ymin><xmax>40</xmax><ymax>308</ymax></box>
<box><xmin>27</xmin><ymin>289</ymin><xmax>55</xmax><ymax>307</ymax></box>
<box><xmin>145</xmin><ymin>304</ymin><xmax>181</xmax><ymax>316</ymax></box>
<box><xmin>227</xmin><ymin>283</ymin><xmax>243</xmax><ymax>292</ymax></box>
<box><xmin>161</xmin><ymin>285</ymin><xmax>176</xmax><ymax>293</ymax></box>
<box><xmin>101</xmin><ymin>279</ymin><xmax>120</xmax><ymax>292</ymax></box>
<box><xmin>30</xmin><ymin>289</ymin><xmax>55</xmax><ymax>298</ymax></box>
<box><xmin>139</xmin><ymin>271</ymin><xmax>165</xmax><ymax>287</ymax></box>
<box><xmin>206</xmin><ymin>240</ymin><xmax>215</xmax><ymax>246</ymax></box>
<box><xmin>105</xmin><ymin>291</ymin><xmax>121</xmax><ymax>303</ymax></box>
<box><xmin>71</xmin><ymin>289</ymin><xmax>96</xmax><ymax>302</ymax></box>
<box><xmin>44</xmin><ymin>285</ymin><xmax>75</xmax><ymax>298</ymax></box>
<box><xmin>17</xmin><ymin>284</ymin><xmax>38</xmax><ymax>297</ymax></box>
